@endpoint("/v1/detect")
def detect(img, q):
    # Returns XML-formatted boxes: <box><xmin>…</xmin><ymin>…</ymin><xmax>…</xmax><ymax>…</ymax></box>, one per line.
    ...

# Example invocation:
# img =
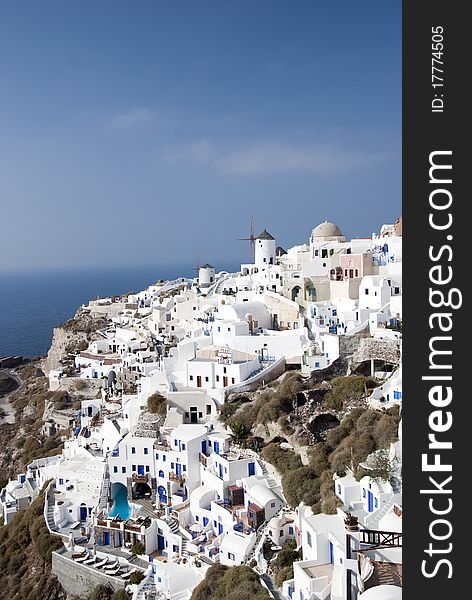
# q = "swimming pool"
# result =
<box><xmin>109</xmin><ymin>484</ymin><xmax>131</xmax><ymax>520</ymax></box>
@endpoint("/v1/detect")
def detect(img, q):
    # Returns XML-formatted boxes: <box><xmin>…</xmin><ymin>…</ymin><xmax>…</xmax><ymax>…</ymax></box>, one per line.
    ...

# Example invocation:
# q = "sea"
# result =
<box><xmin>0</xmin><ymin>264</ymin><xmax>214</xmax><ymax>358</ymax></box>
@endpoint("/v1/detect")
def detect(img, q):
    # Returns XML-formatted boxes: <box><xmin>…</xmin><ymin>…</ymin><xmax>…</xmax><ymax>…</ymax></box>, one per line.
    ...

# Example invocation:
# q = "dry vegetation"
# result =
<box><xmin>0</xmin><ymin>484</ymin><xmax>65</xmax><ymax>600</ymax></box>
<box><xmin>191</xmin><ymin>564</ymin><xmax>270</xmax><ymax>600</ymax></box>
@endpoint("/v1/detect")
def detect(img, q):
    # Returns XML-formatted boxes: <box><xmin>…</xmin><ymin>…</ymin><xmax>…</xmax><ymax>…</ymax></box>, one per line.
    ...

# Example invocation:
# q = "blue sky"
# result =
<box><xmin>0</xmin><ymin>1</ymin><xmax>401</xmax><ymax>272</ymax></box>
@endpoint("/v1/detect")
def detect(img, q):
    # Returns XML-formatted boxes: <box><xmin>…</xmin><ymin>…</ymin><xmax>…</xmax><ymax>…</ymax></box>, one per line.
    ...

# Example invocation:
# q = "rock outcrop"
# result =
<box><xmin>42</xmin><ymin>309</ymin><xmax>109</xmax><ymax>375</ymax></box>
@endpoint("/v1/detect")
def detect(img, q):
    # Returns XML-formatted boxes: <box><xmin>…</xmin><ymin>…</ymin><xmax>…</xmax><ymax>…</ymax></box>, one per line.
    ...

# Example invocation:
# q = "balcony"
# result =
<box><xmin>132</xmin><ymin>473</ymin><xmax>149</xmax><ymax>484</ymax></box>
<box><xmin>169</xmin><ymin>472</ymin><xmax>186</xmax><ymax>484</ymax></box>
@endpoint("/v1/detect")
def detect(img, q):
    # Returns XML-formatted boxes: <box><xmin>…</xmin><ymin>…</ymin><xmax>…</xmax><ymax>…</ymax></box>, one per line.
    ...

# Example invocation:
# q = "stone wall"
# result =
<box><xmin>350</xmin><ymin>337</ymin><xmax>401</xmax><ymax>365</ymax></box>
<box><xmin>52</xmin><ymin>550</ymin><xmax>126</xmax><ymax>599</ymax></box>
<box><xmin>221</xmin><ymin>357</ymin><xmax>286</xmax><ymax>401</ymax></box>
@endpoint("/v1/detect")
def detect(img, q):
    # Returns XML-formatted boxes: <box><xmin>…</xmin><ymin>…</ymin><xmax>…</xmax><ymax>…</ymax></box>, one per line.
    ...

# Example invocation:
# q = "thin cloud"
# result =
<box><xmin>166</xmin><ymin>139</ymin><xmax>385</xmax><ymax>175</ymax></box>
<box><xmin>108</xmin><ymin>108</ymin><xmax>156</xmax><ymax>129</ymax></box>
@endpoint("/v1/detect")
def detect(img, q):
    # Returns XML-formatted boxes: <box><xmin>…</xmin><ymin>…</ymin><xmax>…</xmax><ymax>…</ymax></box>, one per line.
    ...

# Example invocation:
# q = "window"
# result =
<box><xmin>132</xmin><ymin>465</ymin><xmax>136</xmax><ymax>471</ymax></box>
<box><xmin>223</xmin><ymin>367</ymin><xmax>227</xmax><ymax>374</ymax></box>
<box><xmin>216</xmin><ymin>375</ymin><xmax>220</xmax><ymax>382</ymax></box>
<box><xmin>332</xmin><ymin>309</ymin><xmax>337</xmax><ymax>316</ymax></box>
<box><xmin>315</xmin><ymin>362</ymin><xmax>320</xmax><ymax>368</ymax></box>
<box><xmin>131</xmin><ymin>447</ymin><xmax>136</xmax><ymax>454</ymax></box>
<box><xmin>159</xmin><ymin>470</ymin><xmax>164</xmax><ymax>478</ymax></box>
<box><xmin>113</xmin><ymin>466</ymin><xmax>118</xmax><ymax>473</ymax></box>
<box><xmin>271</xmin><ymin>502</ymin><xmax>275</xmax><ymax>508</ymax></box>
<box><xmin>228</xmin><ymin>327</ymin><xmax>231</xmax><ymax>332</ymax></box>
<box><xmin>394</xmin><ymin>390</ymin><xmax>402</xmax><ymax>400</ymax></box>
<box><xmin>183</xmin><ymin>465</ymin><xmax>187</xmax><ymax>471</ymax></box>
<box><xmin>365</xmin><ymin>289</ymin><xmax>369</xmax><ymax>295</ymax></box>
<box><xmin>205</xmin><ymin>376</ymin><xmax>209</xmax><ymax>382</ymax></box>
<box><xmin>59</xmin><ymin>478</ymin><xmax>63</xmax><ymax>485</ymax></box>
<box><xmin>122</xmin><ymin>466</ymin><xmax>126</xmax><ymax>474</ymax></box>
<box><xmin>307</xmin><ymin>532</ymin><xmax>312</xmax><ymax>547</ymax></box>
<box><xmin>174</xmin><ymin>439</ymin><xmax>178</xmax><ymax>446</ymax></box>
<box><xmin>182</xmin><ymin>443</ymin><xmax>186</xmax><ymax>450</ymax></box>
<box><xmin>228</xmin><ymin>552</ymin><xmax>235</xmax><ymax>560</ymax></box>
<box><xmin>171</xmin><ymin>462</ymin><xmax>174</xmax><ymax>469</ymax></box>
<box><xmin>338</xmin><ymin>484</ymin><xmax>341</xmax><ymax>494</ymax></box>
<box><xmin>144</xmin><ymin>447</ymin><xmax>149</xmax><ymax>455</ymax></box>
<box><xmin>217</xmin><ymin>327</ymin><xmax>221</xmax><ymax>332</ymax></box>
<box><xmin>363</xmin><ymin>489</ymin><xmax>366</xmax><ymax>497</ymax></box>
<box><xmin>231</xmin><ymin>378</ymin><xmax>235</xmax><ymax>384</ymax></box>
<box><xmin>173</xmin><ymin>545</ymin><xmax>179</xmax><ymax>552</ymax></box>
<box><xmin>280</xmin><ymin>530</ymin><xmax>284</xmax><ymax>536</ymax></box>
<box><xmin>162</xmin><ymin>455</ymin><xmax>166</xmax><ymax>462</ymax></box>
<box><xmin>375</xmin><ymin>498</ymin><xmax>379</xmax><ymax>508</ymax></box>
<box><xmin>145</xmin><ymin>465</ymin><xmax>150</xmax><ymax>473</ymax></box>
<box><xmin>206</xmin><ymin>405</ymin><xmax>211</xmax><ymax>415</ymax></box>
<box><xmin>289</xmin><ymin>526</ymin><xmax>294</xmax><ymax>535</ymax></box>
<box><xmin>189</xmin><ymin>375</ymin><xmax>194</xmax><ymax>381</ymax></box>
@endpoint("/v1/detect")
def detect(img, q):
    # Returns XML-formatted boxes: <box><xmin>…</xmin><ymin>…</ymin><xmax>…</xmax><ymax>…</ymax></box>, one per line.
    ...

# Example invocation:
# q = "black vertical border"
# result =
<box><xmin>403</xmin><ymin>1</ymin><xmax>467</xmax><ymax>597</ymax></box>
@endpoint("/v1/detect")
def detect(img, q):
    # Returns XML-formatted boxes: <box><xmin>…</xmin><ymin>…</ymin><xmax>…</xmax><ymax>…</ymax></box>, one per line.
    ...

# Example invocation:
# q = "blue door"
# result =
<box><xmin>158</xmin><ymin>486</ymin><xmax>167</xmax><ymax>503</ymax></box>
<box><xmin>158</xmin><ymin>535</ymin><xmax>165</xmax><ymax>550</ymax></box>
<box><xmin>219</xmin><ymin>464</ymin><xmax>223</xmax><ymax>478</ymax></box>
<box><xmin>103</xmin><ymin>531</ymin><xmax>110</xmax><ymax>545</ymax></box>
<box><xmin>80</xmin><ymin>505</ymin><xmax>87</xmax><ymax>520</ymax></box>
<box><xmin>218</xmin><ymin>523</ymin><xmax>223</xmax><ymax>535</ymax></box>
<box><xmin>367</xmin><ymin>491</ymin><xmax>374</xmax><ymax>512</ymax></box>
<box><xmin>329</xmin><ymin>542</ymin><xmax>334</xmax><ymax>564</ymax></box>
<box><xmin>138</xmin><ymin>465</ymin><xmax>145</xmax><ymax>475</ymax></box>
<box><xmin>176</xmin><ymin>463</ymin><xmax>182</xmax><ymax>476</ymax></box>
<box><xmin>203</xmin><ymin>517</ymin><xmax>209</xmax><ymax>526</ymax></box>
<box><xmin>201</xmin><ymin>440</ymin><xmax>207</xmax><ymax>455</ymax></box>
<box><xmin>214</xmin><ymin>441</ymin><xmax>220</xmax><ymax>455</ymax></box>
<box><xmin>248</xmin><ymin>462</ymin><xmax>255</xmax><ymax>476</ymax></box>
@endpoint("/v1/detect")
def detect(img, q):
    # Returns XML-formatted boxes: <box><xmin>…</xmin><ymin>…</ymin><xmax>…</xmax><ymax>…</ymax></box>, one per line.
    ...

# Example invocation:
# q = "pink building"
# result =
<box><xmin>331</xmin><ymin>253</ymin><xmax>374</xmax><ymax>281</ymax></box>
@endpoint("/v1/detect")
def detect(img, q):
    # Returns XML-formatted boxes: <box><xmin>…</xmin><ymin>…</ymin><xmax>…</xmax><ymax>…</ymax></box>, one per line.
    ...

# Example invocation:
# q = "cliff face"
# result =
<box><xmin>42</xmin><ymin>309</ymin><xmax>110</xmax><ymax>375</ymax></box>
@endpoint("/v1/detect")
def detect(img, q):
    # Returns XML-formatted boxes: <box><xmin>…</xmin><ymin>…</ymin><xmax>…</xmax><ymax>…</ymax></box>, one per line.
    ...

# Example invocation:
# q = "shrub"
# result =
<box><xmin>282</xmin><ymin>467</ymin><xmax>319</xmax><ymax>507</ymax></box>
<box><xmin>128</xmin><ymin>570</ymin><xmax>145</xmax><ymax>585</ymax></box>
<box><xmin>89</xmin><ymin>585</ymin><xmax>113</xmax><ymax>600</ymax></box>
<box><xmin>74</xmin><ymin>379</ymin><xmax>87</xmax><ymax>391</ymax></box>
<box><xmin>321</xmin><ymin>493</ymin><xmax>341</xmax><ymax>514</ymax></box>
<box><xmin>111</xmin><ymin>591</ymin><xmax>130</xmax><ymax>600</ymax></box>
<box><xmin>275</xmin><ymin>564</ymin><xmax>294</xmax><ymax>588</ymax></box>
<box><xmin>191</xmin><ymin>564</ymin><xmax>269</xmax><ymax>600</ymax></box>
<box><xmin>147</xmin><ymin>393</ymin><xmax>167</xmax><ymax>415</ymax></box>
<box><xmin>373</xmin><ymin>414</ymin><xmax>400</xmax><ymax>448</ymax></box>
<box><xmin>309</xmin><ymin>444</ymin><xmax>330</xmax><ymax>473</ymax></box>
<box><xmin>324</xmin><ymin>376</ymin><xmax>371</xmax><ymax>411</ymax></box>
<box><xmin>131</xmin><ymin>541</ymin><xmax>145</xmax><ymax>556</ymax></box>
<box><xmin>260</xmin><ymin>444</ymin><xmax>302</xmax><ymax>473</ymax></box>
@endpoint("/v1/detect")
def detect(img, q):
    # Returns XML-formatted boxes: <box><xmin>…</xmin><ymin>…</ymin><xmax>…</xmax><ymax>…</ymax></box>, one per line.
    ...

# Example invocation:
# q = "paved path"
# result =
<box><xmin>0</xmin><ymin>369</ymin><xmax>21</xmax><ymax>424</ymax></box>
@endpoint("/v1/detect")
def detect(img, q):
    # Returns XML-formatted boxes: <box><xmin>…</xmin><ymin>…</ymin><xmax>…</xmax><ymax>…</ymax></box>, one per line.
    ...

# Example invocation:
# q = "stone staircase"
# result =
<box><xmin>46</xmin><ymin>502</ymin><xmax>56</xmax><ymax>531</ymax></box>
<box><xmin>181</xmin><ymin>538</ymin><xmax>189</xmax><ymax>557</ymax></box>
<box><xmin>365</xmin><ymin>495</ymin><xmax>401</xmax><ymax>531</ymax></box>
<box><xmin>98</xmin><ymin>464</ymin><xmax>110</xmax><ymax>513</ymax></box>
<box><xmin>134</xmin><ymin>573</ymin><xmax>157</xmax><ymax>600</ymax></box>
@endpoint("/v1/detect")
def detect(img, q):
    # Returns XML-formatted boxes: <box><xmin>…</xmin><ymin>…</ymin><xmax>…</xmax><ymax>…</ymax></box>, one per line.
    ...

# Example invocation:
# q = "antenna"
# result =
<box><xmin>238</xmin><ymin>216</ymin><xmax>256</xmax><ymax>259</ymax></box>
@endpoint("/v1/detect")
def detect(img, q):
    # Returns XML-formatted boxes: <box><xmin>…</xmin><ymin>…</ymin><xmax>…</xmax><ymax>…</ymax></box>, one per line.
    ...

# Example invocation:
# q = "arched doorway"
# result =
<box><xmin>132</xmin><ymin>482</ymin><xmax>152</xmax><ymax>500</ymax></box>
<box><xmin>292</xmin><ymin>286</ymin><xmax>302</xmax><ymax>302</ymax></box>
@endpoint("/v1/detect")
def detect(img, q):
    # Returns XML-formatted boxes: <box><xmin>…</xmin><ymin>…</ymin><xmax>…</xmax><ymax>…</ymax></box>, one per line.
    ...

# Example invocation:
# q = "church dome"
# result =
<box><xmin>312</xmin><ymin>221</ymin><xmax>344</xmax><ymax>239</ymax></box>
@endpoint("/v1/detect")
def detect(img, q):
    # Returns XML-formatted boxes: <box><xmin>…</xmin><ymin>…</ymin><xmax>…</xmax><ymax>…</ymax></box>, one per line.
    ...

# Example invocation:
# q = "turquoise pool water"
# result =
<box><xmin>109</xmin><ymin>485</ymin><xmax>131</xmax><ymax>520</ymax></box>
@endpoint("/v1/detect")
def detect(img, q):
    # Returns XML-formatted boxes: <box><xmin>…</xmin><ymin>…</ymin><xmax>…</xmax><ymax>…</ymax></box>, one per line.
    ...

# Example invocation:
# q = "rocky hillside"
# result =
<box><xmin>0</xmin><ymin>484</ymin><xmax>66</xmax><ymax>600</ymax></box>
<box><xmin>42</xmin><ymin>309</ymin><xmax>110</xmax><ymax>375</ymax></box>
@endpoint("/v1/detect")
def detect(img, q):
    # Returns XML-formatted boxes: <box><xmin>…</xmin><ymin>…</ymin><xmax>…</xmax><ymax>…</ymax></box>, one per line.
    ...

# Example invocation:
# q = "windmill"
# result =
<box><xmin>238</xmin><ymin>216</ymin><xmax>256</xmax><ymax>259</ymax></box>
